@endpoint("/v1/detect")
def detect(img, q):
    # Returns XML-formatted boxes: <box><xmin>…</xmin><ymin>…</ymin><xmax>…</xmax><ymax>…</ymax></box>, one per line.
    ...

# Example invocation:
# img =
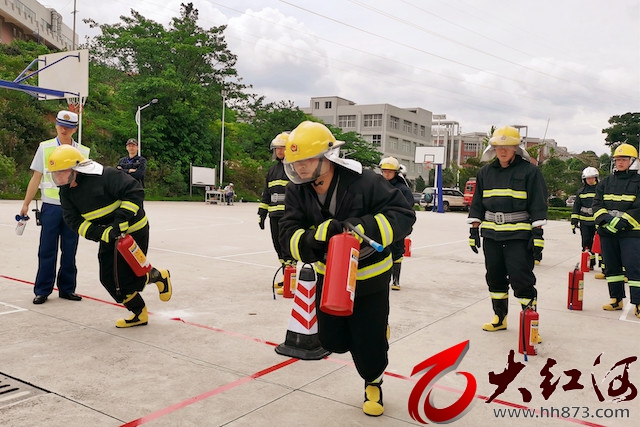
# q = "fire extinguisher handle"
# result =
<box><xmin>344</xmin><ymin>222</ymin><xmax>384</xmax><ymax>252</ymax></box>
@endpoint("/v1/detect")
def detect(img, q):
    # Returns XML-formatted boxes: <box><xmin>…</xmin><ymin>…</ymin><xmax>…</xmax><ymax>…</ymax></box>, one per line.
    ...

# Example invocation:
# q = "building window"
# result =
<box><xmin>420</xmin><ymin>125</ymin><xmax>426</xmax><ymax>137</ymax></box>
<box><xmin>363</xmin><ymin>114</ymin><xmax>382</xmax><ymax>127</ymax></box>
<box><xmin>389</xmin><ymin>136</ymin><xmax>398</xmax><ymax>151</ymax></box>
<box><xmin>389</xmin><ymin>116</ymin><xmax>399</xmax><ymax>130</ymax></box>
<box><xmin>402</xmin><ymin>140</ymin><xmax>412</xmax><ymax>153</ymax></box>
<box><xmin>403</xmin><ymin>120</ymin><xmax>412</xmax><ymax>133</ymax></box>
<box><xmin>314</xmin><ymin>101</ymin><xmax>319</xmax><ymax>109</ymax></box>
<box><xmin>414</xmin><ymin>123</ymin><xmax>418</xmax><ymax>135</ymax></box>
<box><xmin>338</xmin><ymin>115</ymin><xmax>356</xmax><ymax>128</ymax></box>
<box><xmin>372</xmin><ymin>134</ymin><xmax>381</xmax><ymax>146</ymax></box>
<box><xmin>325</xmin><ymin>101</ymin><xmax>332</xmax><ymax>109</ymax></box>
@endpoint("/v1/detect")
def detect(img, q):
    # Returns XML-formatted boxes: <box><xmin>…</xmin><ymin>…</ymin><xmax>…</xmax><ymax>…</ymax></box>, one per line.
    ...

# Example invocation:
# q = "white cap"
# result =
<box><xmin>56</xmin><ymin>110</ymin><xmax>79</xmax><ymax>128</ymax></box>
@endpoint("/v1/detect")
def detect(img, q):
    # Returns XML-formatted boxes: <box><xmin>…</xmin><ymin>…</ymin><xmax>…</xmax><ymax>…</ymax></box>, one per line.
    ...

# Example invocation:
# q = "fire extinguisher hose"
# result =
<box><xmin>344</xmin><ymin>222</ymin><xmax>384</xmax><ymax>252</ymax></box>
<box><xmin>113</xmin><ymin>237</ymin><xmax>121</xmax><ymax>300</ymax></box>
<box><xmin>270</xmin><ymin>265</ymin><xmax>283</xmax><ymax>300</ymax></box>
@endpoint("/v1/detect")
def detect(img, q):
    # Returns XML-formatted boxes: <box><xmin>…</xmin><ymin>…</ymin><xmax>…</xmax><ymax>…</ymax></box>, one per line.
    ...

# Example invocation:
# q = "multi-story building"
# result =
<box><xmin>303</xmin><ymin>97</ymin><xmax>566</xmax><ymax>182</ymax></box>
<box><xmin>0</xmin><ymin>0</ymin><xmax>76</xmax><ymax>51</ymax></box>
<box><xmin>302</xmin><ymin>96</ymin><xmax>432</xmax><ymax>180</ymax></box>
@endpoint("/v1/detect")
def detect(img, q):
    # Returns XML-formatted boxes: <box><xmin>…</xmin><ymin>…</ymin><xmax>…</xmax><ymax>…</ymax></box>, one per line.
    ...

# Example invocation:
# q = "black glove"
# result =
<box><xmin>102</xmin><ymin>226</ymin><xmax>122</xmax><ymax>243</ymax></box>
<box><xmin>603</xmin><ymin>217</ymin><xmax>628</xmax><ymax>234</ymax></box>
<box><xmin>469</xmin><ymin>227</ymin><xmax>480</xmax><ymax>254</ymax></box>
<box><xmin>258</xmin><ymin>215</ymin><xmax>266</xmax><ymax>230</ymax></box>
<box><xmin>530</xmin><ymin>228</ymin><xmax>544</xmax><ymax>260</ymax></box>
<box><xmin>570</xmin><ymin>218</ymin><xmax>578</xmax><ymax>234</ymax></box>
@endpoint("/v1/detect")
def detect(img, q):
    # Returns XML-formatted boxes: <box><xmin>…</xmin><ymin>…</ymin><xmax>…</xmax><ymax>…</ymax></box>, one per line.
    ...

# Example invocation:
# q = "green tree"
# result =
<box><xmin>326</xmin><ymin>125</ymin><xmax>382</xmax><ymax>169</ymax></box>
<box><xmin>602</xmin><ymin>112</ymin><xmax>640</xmax><ymax>151</ymax></box>
<box><xmin>84</xmin><ymin>3</ymin><xmax>246</xmax><ymax>186</ymax></box>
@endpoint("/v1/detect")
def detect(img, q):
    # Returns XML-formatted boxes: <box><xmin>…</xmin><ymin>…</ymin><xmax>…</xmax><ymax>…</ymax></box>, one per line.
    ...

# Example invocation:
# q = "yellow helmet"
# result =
<box><xmin>48</xmin><ymin>145</ymin><xmax>85</xmax><ymax>172</ymax></box>
<box><xmin>489</xmin><ymin>126</ymin><xmax>521</xmax><ymax>146</ymax></box>
<box><xmin>379</xmin><ymin>156</ymin><xmax>400</xmax><ymax>171</ymax></box>
<box><xmin>284</xmin><ymin>121</ymin><xmax>344</xmax><ymax>163</ymax></box>
<box><xmin>270</xmin><ymin>132</ymin><xmax>289</xmax><ymax>149</ymax></box>
<box><xmin>612</xmin><ymin>143</ymin><xmax>638</xmax><ymax>159</ymax></box>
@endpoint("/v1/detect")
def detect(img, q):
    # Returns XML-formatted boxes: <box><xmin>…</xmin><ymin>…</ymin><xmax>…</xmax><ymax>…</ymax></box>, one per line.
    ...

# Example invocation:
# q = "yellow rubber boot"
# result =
<box><xmin>635</xmin><ymin>305</ymin><xmax>640</xmax><ymax>319</ymax></box>
<box><xmin>148</xmin><ymin>268</ymin><xmax>172</xmax><ymax>302</ymax></box>
<box><xmin>602</xmin><ymin>298</ymin><xmax>623</xmax><ymax>311</ymax></box>
<box><xmin>363</xmin><ymin>382</ymin><xmax>384</xmax><ymax>417</ymax></box>
<box><xmin>273</xmin><ymin>281</ymin><xmax>284</xmax><ymax>288</ymax></box>
<box><xmin>482</xmin><ymin>315</ymin><xmax>507</xmax><ymax>331</ymax></box>
<box><xmin>116</xmin><ymin>306</ymin><xmax>148</xmax><ymax>328</ymax></box>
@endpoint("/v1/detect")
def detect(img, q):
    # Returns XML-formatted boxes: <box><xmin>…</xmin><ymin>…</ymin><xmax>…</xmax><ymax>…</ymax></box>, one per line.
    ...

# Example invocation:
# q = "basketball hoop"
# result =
<box><xmin>423</xmin><ymin>161</ymin><xmax>433</xmax><ymax>172</ymax></box>
<box><xmin>66</xmin><ymin>96</ymin><xmax>86</xmax><ymax>114</ymax></box>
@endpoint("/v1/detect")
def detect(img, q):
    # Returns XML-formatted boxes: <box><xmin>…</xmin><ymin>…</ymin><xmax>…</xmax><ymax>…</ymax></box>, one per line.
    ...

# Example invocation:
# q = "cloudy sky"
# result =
<box><xmin>45</xmin><ymin>0</ymin><xmax>639</xmax><ymax>155</ymax></box>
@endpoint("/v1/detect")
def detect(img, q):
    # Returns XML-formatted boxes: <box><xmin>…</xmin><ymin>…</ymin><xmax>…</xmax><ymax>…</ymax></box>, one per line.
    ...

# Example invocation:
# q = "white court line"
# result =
<box><xmin>151</xmin><ymin>247</ymin><xmax>276</xmax><ymax>269</ymax></box>
<box><xmin>619</xmin><ymin>300</ymin><xmax>639</xmax><ymax>323</ymax></box>
<box><xmin>0</xmin><ymin>302</ymin><xmax>28</xmax><ymax>315</ymax></box>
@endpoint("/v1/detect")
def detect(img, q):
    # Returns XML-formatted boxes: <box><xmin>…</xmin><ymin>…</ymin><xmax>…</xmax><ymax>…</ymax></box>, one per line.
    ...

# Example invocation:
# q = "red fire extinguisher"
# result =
<box><xmin>320</xmin><ymin>231</ymin><xmax>360</xmax><ymax>316</ymax></box>
<box><xmin>117</xmin><ymin>234</ymin><xmax>152</xmax><ymax>277</ymax></box>
<box><xmin>580</xmin><ymin>250</ymin><xmax>590</xmax><ymax>272</ymax></box>
<box><xmin>404</xmin><ymin>237</ymin><xmax>412</xmax><ymax>257</ymax></box>
<box><xmin>518</xmin><ymin>304</ymin><xmax>539</xmax><ymax>360</ymax></box>
<box><xmin>567</xmin><ymin>265</ymin><xmax>584</xmax><ymax>311</ymax></box>
<box><xmin>282</xmin><ymin>264</ymin><xmax>297</xmax><ymax>299</ymax></box>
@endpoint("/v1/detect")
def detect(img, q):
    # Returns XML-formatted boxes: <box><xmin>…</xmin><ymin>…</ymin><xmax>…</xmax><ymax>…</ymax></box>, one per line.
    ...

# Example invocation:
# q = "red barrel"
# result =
<box><xmin>117</xmin><ymin>234</ymin><xmax>152</xmax><ymax>277</ymax></box>
<box><xmin>320</xmin><ymin>232</ymin><xmax>360</xmax><ymax>316</ymax></box>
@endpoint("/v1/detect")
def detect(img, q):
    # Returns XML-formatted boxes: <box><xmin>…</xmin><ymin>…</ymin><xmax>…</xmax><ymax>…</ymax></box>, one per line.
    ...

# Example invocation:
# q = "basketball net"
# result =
<box><xmin>66</xmin><ymin>96</ymin><xmax>86</xmax><ymax>114</ymax></box>
<box><xmin>423</xmin><ymin>161</ymin><xmax>432</xmax><ymax>173</ymax></box>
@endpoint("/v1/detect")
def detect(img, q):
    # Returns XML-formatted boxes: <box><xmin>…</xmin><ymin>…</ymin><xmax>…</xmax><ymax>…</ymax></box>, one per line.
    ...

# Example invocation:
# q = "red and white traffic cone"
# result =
<box><xmin>275</xmin><ymin>265</ymin><xmax>330</xmax><ymax>360</ymax></box>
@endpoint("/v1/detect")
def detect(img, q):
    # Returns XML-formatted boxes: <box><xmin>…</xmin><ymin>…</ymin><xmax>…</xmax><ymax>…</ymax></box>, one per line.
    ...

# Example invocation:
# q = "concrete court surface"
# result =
<box><xmin>0</xmin><ymin>199</ymin><xmax>638</xmax><ymax>427</ymax></box>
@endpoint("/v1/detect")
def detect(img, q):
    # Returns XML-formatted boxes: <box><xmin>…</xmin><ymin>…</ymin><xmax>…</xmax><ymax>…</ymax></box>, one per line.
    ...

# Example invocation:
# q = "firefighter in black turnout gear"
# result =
<box><xmin>379</xmin><ymin>156</ymin><xmax>414</xmax><ymax>291</ymax></box>
<box><xmin>571</xmin><ymin>167</ymin><xmax>602</xmax><ymax>272</ymax></box>
<box><xmin>279</xmin><ymin>121</ymin><xmax>415</xmax><ymax>417</ymax></box>
<box><xmin>48</xmin><ymin>145</ymin><xmax>172</xmax><ymax>328</ymax></box>
<box><xmin>592</xmin><ymin>143</ymin><xmax>640</xmax><ymax>318</ymax></box>
<box><xmin>258</xmin><ymin>132</ymin><xmax>294</xmax><ymax>290</ymax></box>
<box><xmin>467</xmin><ymin>126</ymin><xmax>548</xmax><ymax>333</ymax></box>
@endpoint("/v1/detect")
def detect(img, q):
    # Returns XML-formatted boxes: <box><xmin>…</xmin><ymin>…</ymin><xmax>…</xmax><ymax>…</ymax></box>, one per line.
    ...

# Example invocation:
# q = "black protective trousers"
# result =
<box><xmin>315</xmin><ymin>272</ymin><xmax>390</xmax><ymax>382</ymax></box>
<box><xmin>269</xmin><ymin>214</ymin><xmax>290</xmax><ymax>263</ymax></box>
<box><xmin>482</xmin><ymin>238</ymin><xmax>537</xmax><ymax>300</ymax></box>
<box><xmin>98</xmin><ymin>225</ymin><xmax>149</xmax><ymax>312</ymax></box>
<box><xmin>580</xmin><ymin>224</ymin><xmax>596</xmax><ymax>252</ymax></box>
<box><xmin>599</xmin><ymin>234</ymin><xmax>640</xmax><ymax>304</ymax></box>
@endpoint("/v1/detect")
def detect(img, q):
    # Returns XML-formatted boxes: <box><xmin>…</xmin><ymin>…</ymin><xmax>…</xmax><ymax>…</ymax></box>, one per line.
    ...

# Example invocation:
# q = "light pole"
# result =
<box><xmin>219</xmin><ymin>91</ymin><xmax>227</xmax><ymax>187</ymax></box>
<box><xmin>135</xmin><ymin>98</ymin><xmax>158</xmax><ymax>156</ymax></box>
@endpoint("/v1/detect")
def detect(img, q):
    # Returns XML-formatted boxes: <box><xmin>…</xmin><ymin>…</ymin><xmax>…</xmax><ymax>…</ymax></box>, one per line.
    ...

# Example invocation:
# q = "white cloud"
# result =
<box><xmin>42</xmin><ymin>0</ymin><xmax>639</xmax><ymax>156</ymax></box>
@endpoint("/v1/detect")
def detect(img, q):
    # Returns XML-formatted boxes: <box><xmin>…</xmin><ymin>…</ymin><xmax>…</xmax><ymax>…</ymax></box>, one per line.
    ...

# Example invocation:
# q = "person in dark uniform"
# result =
<box><xmin>467</xmin><ymin>126</ymin><xmax>548</xmax><ymax>333</ymax></box>
<box><xmin>379</xmin><ymin>156</ymin><xmax>414</xmax><ymax>291</ymax></box>
<box><xmin>571</xmin><ymin>167</ymin><xmax>602</xmax><ymax>273</ymax></box>
<box><xmin>116</xmin><ymin>138</ymin><xmax>146</xmax><ymax>187</ymax></box>
<box><xmin>258</xmin><ymin>132</ymin><xmax>295</xmax><ymax>291</ymax></box>
<box><xmin>592</xmin><ymin>143</ymin><xmax>640</xmax><ymax>318</ymax></box>
<box><xmin>47</xmin><ymin>145</ymin><xmax>172</xmax><ymax>328</ymax></box>
<box><xmin>279</xmin><ymin>121</ymin><xmax>415</xmax><ymax>417</ymax></box>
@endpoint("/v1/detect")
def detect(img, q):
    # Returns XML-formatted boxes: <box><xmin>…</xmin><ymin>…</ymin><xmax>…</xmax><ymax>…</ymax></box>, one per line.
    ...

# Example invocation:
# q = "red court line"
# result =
<box><xmin>1</xmin><ymin>274</ymin><xmax>609</xmax><ymax>427</ymax></box>
<box><xmin>120</xmin><ymin>358</ymin><xmax>299</xmax><ymax>427</ymax></box>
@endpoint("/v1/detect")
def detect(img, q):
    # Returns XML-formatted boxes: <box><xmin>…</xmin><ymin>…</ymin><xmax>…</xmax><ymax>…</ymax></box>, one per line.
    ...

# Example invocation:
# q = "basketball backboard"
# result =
<box><xmin>414</xmin><ymin>146</ymin><xmax>445</xmax><ymax>165</ymax></box>
<box><xmin>37</xmin><ymin>49</ymin><xmax>89</xmax><ymax>101</ymax></box>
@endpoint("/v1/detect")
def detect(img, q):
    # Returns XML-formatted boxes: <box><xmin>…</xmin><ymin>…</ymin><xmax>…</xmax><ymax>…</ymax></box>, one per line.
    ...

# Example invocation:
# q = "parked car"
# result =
<box><xmin>421</xmin><ymin>187</ymin><xmax>468</xmax><ymax>211</ymax></box>
<box><xmin>566</xmin><ymin>195</ymin><xmax>576</xmax><ymax>207</ymax></box>
<box><xmin>412</xmin><ymin>192</ymin><xmax>422</xmax><ymax>206</ymax></box>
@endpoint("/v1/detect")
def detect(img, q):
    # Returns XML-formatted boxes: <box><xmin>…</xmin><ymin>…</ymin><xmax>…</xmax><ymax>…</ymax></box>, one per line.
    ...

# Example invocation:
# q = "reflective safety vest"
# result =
<box><xmin>40</xmin><ymin>139</ymin><xmax>90</xmax><ymax>203</ymax></box>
